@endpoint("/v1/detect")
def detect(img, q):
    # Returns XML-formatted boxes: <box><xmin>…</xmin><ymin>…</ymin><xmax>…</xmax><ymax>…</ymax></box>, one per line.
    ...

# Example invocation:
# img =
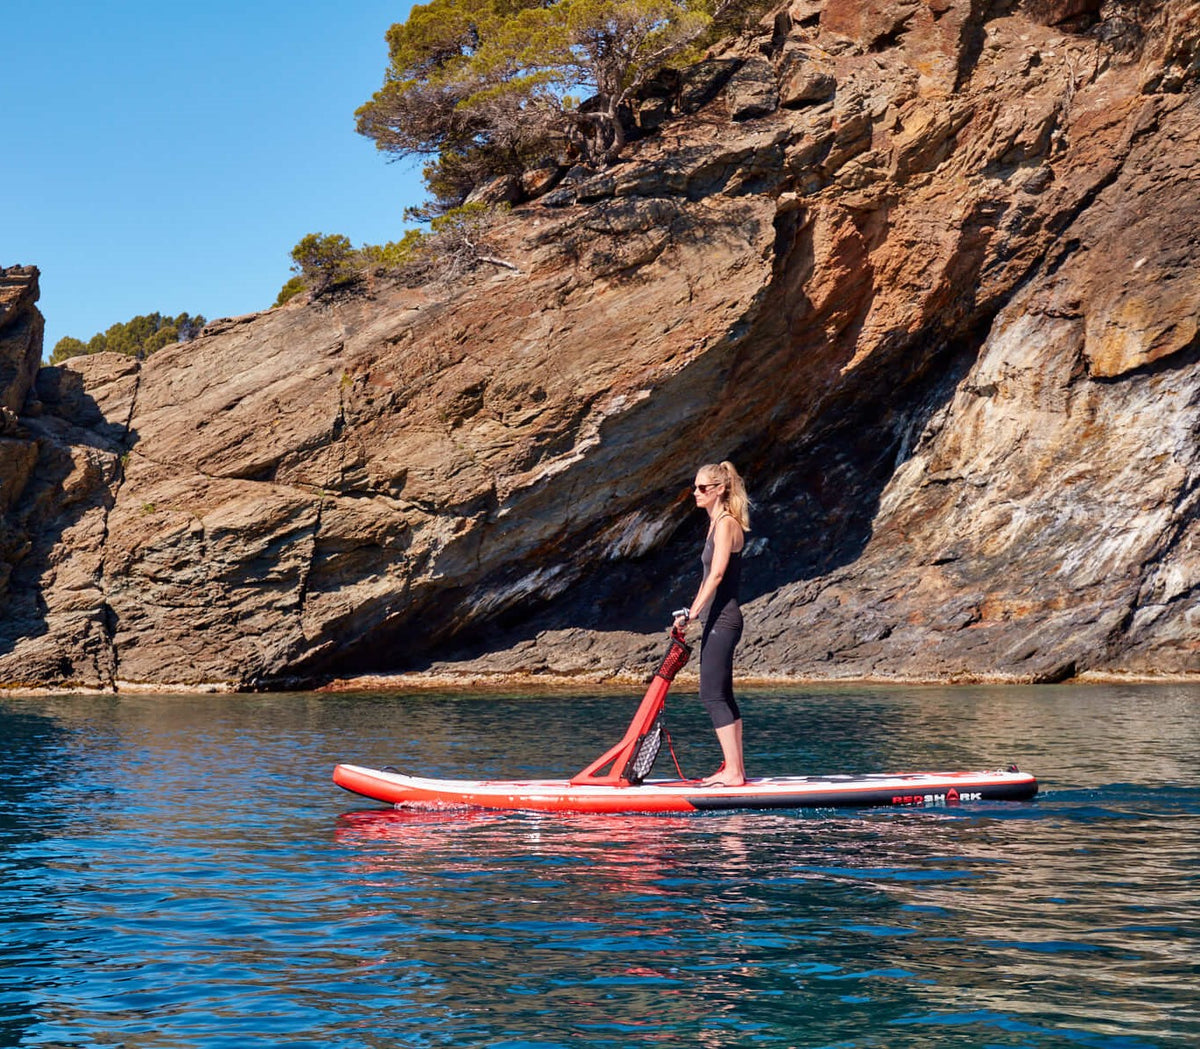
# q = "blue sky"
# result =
<box><xmin>4</xmin><ymin>1</ymin><xmax>424</xmax><ymax>356</ymax></box>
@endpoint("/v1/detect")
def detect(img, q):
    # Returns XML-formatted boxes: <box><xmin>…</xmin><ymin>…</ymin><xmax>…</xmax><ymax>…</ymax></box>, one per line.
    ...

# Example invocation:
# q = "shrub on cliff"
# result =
<box><xmin>357</xmin><ymin>229</ymin><xmax>428</xmax><ymax>270</ymax></box>
<box><xmin>273</xmin><ymin>275</ymin><xmax>308</xmax><ymax>307</ymax></box>
<box><xmin>288</xmin><ymin>233</ymin><xmax>357</xmax><ymax>295</ymax></box>
<box><xmin>50</xmin><ymin>312</ymin><xmax>207</xmax><ymax>365</ymax></box>
<box><xmin>277</xmin><ymin>229</ymin><xmax>429</xmax><ymax>303</ymax></box>
<box><xmin>356</xmin><ymin>0</ymin><xmax>757</xmax><ymax>213</ymax></box>
<box><xmin>276</xmin><ymin>209</ymin><xmax>512</xmax><ymax>302</ymax></box>
<box><xmin>411</xmin><ymin>201</ymin><xmax>519</xmax><ymax>281</ymax></box>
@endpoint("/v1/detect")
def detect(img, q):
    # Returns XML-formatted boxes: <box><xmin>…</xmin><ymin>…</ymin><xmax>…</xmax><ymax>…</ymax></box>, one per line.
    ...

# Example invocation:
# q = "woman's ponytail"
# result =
<box><xmin>701</xmin><ymin>460</ymin><xmax>751</xmax><ymax>531</ymax></box>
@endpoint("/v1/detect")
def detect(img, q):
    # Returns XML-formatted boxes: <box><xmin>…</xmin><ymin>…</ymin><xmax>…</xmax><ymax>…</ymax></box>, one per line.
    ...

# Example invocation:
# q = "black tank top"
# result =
<box><xmin>700</xmin><ymin>524</ymin><xmax>743</xmax><ymax>628</ymax></box>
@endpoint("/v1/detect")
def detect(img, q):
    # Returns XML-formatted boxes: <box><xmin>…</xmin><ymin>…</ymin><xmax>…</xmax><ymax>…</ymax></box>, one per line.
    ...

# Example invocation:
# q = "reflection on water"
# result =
<box><xmin>0</xmin><ymin>683</ymin><xmax>1197</xmax><ymax>1048</ymax></box>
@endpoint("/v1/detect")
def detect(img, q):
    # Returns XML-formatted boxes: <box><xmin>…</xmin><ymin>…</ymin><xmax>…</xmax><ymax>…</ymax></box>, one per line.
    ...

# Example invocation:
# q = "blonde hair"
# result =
<box><xmin>698</xmin><ymin>460</ymin><xmax>751</xmax><ymax>531</ymax></box>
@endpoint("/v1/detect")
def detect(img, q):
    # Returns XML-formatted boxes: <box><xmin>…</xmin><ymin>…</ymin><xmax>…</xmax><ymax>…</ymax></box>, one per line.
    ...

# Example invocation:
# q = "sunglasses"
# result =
<box><xmin>693</xmin><ymin>483</ymin><xmax>721</xmax><ymax>492</ymax></box>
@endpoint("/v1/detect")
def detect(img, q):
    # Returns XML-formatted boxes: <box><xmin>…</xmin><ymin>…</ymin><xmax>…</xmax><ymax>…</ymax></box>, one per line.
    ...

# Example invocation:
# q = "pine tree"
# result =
<box><xmin>50</xmin><ymin>313</ymin><xmax>207</xmax><ymax>365</ymax></box>
<box><xmin>356</xmin><ymin>0</ymin><xmax>753</xmax><ymax>211</ymax></box>
<box><xmin>288</xmin><ymin>233</ymin><xmax>356</xmax><ymax>294</ymax></box>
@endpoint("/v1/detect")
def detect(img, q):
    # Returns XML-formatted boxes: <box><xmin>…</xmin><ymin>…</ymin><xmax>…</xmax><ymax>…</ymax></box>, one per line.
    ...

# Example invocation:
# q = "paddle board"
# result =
<box><xmin>333</xmin><ymin>763</ymin><xmax>1038</xmax><ymax>813</ymax></box>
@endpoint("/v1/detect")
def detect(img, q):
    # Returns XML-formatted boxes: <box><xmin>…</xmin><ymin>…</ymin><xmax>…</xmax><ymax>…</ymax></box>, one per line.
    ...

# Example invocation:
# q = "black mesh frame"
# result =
<box><xmin>621</xmin><ymin>715</ymin><xmax>664</xmax><ymax>785</ymax></box>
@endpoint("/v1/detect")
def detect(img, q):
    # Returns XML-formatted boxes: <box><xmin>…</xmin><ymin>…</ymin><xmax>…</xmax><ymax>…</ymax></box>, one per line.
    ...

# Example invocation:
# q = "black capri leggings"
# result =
<box><xmin>699</xmin><ymin>610</ymin><xmax>743</xmax><ymax>730</ymax></box>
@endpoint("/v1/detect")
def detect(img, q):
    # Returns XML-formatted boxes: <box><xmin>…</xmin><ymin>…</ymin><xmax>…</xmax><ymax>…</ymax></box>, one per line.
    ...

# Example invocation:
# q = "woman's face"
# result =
<box><xmin>693</xmin><ymin>473</ymin><xmax>724</xmax><ymax>511</ymax></box>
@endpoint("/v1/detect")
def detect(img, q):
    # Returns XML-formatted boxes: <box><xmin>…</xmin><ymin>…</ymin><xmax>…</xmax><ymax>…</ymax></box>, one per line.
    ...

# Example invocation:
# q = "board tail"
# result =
<box><xmin>570</xmin><ymin>629</ymin><xmax>692</xmax><ymax>787</ymax></box>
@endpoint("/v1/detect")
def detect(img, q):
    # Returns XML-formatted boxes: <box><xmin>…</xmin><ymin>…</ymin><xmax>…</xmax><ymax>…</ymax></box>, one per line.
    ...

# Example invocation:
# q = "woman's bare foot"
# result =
<box><xmin>701</xmin><ymin>769</ymin><xmax>746</xmax><ymax>787</ymax></box>
<box><xmin>704</xmin><ymin>721</ymin><xmax>746</xmax><ymax>786</ymax></box>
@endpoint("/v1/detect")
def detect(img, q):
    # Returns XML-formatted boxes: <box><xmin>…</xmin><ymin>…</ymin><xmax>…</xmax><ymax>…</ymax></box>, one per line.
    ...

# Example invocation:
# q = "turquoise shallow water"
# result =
<box><xmin>1</xmin><ymin>683</ymin><xmax>1198</xmax><ymax>1048</ymax></box>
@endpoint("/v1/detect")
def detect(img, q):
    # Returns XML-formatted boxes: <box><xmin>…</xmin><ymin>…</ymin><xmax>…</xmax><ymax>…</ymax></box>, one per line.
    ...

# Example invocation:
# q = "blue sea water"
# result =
<box><xmin>1</xmin><ymin>682</ymin><xmax>1197</xmax><ymax>1048</ymax></box>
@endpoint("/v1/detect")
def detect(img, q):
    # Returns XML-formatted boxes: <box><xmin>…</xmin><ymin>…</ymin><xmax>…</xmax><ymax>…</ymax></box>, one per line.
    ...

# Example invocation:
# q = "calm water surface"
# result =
<box><xmin>1</xmin><ymin>683</ymin><xmax>1197</xmax><ymax>1048</ymax></box>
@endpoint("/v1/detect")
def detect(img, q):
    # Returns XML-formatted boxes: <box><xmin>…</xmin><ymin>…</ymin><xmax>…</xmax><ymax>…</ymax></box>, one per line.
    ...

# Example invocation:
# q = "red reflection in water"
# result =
<box><xmin>335</xmin><ymin>805</ymin><xmax>710</xmax><ymax>886</ymax></box>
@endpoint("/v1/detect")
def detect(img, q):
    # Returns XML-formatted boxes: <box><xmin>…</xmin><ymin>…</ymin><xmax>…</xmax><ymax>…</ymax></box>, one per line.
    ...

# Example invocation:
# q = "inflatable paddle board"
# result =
<box><xmin>334</xmin><ymin>628</ymin><xmax>1037</xmax><ymax>813</ymax></box>
<box><xmin>333</xmin><ymin>763</ymin><xmax>1038</xmax><ymax>813</ymax></box>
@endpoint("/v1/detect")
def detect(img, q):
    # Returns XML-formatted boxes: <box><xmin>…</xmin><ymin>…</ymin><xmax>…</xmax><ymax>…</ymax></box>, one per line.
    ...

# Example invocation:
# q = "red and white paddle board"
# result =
<box><xmin>333</xmin><ymin>763</ymin><xmax>1038</xmax><ymax>814</ymax></box>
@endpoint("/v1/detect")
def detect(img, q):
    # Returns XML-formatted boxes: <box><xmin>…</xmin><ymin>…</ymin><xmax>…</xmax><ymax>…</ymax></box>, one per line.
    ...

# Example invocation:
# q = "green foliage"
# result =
<box><xmin>356</xmin><ymin>0</ymin><xmax>755</xmax><ymax>210</ymax></box>
<box><xmin>428</xmin><ymin>200</ymin><xmax>493</xmax><ymax>235</ymax></box>
<box><xmin>50</xmin><ymin>312</ymin><xmax>207</xmax><ymax>365</ymax></box>
<box><xmin>424</xmin><ymin>202</ymin><xmax>508</xmax><ymax>278</ymax></box>
<box><xmin>289</xmin><ymin>232</ymin><xmax>356</xmax><ymax>293</ymax></box>
<box><xmin>276</xmin><ymin>229</ymin><xmax>431</xmax><ymax>304</ymax></box>
<box><xmin>357</xmin><ymin>229</ymin><xmax>428</xmax><ymax>269</ymax></box>
<box><xmin>274</xmin><ymin>275</ymin><xmax>307</xmax><ymax>307</ymax></box>
<box><xmin>50</xmin><ymin>337</ymin><xmax>87</xmax><ymax>363</ymax></box>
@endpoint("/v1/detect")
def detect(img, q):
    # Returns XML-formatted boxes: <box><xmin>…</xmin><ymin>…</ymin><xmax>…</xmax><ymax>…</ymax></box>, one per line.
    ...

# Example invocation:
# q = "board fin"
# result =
<box><xmin>570</xmin><ymin>629</ymin><xmax>692</xmax><ymax>787</ymax></box>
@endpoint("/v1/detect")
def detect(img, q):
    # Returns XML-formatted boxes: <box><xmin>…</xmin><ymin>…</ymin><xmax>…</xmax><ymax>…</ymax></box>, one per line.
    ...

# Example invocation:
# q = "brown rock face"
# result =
<box><xmin>3</xmin><ymin>0</ymin><xmax>1200</xmax><ymax>690</ymax></box>
<box><xmin>0</xmin><ymin>267</ymin><xmax>43</xmax><ymax>418</ymax></box>
<box><xmin>0</xmin><ymin>268</ymin><xmax>130</xmax><ymax>686</ymax></box>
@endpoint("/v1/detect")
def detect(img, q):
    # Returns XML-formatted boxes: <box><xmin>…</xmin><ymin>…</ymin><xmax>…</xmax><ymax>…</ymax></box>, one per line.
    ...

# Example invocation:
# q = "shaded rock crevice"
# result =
<box><xmin>92</xmin><ymin>355</ymin><xmax>145</xmax><ymax>689</ymax></box>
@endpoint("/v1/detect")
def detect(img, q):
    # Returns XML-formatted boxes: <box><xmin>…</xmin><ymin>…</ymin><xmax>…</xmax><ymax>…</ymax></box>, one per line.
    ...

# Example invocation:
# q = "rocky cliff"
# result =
<box><xmin>3</xmin><ymin>0</ymin><xmax>1200</xmax><ymax>691</ymax></box>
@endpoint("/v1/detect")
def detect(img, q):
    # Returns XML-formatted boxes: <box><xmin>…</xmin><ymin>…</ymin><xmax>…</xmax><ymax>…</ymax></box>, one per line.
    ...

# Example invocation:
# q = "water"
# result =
<box><xmin>1</xmin><ymin>683</ymin><xmax>1197</xmax><ymax>1048</ymax></box>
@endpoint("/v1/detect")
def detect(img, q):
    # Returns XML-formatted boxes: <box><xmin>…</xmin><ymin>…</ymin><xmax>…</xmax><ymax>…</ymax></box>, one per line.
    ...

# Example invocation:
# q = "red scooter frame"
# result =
<box><xmin>569</xmin><ymin>627</ymin><xmax>692</xmax><ymax>787</ymax></box>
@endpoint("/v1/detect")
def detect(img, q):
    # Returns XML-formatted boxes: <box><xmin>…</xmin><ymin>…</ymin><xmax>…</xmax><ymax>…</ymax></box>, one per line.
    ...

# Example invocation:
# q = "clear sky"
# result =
<box><xmin>4</xmin><ymin>1</ymin><xmax>424</xmax><ymax>357</ymax></box>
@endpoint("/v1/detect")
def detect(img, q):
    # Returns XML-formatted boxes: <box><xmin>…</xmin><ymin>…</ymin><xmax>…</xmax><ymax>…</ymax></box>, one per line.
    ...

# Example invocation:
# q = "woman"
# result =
<box><xmin>673</xmin><ymin>461</ymin><xmax>750</xmax><ymax>786</ymax></box>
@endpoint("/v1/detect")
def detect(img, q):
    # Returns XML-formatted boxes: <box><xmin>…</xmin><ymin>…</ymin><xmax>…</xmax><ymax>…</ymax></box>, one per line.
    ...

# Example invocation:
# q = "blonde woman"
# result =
<box><xmin>673</xmin><ymin>461</ymin><xmax>750</xmax><ymax>786</ymax></box>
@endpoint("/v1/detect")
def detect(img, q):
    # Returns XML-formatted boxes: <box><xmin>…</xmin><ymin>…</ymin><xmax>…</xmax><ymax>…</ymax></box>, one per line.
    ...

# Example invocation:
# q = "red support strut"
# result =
<box><xmin>569</xmin><ymin>628</ymin><xmax>692</xmax><ymax>787</ymax></box>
